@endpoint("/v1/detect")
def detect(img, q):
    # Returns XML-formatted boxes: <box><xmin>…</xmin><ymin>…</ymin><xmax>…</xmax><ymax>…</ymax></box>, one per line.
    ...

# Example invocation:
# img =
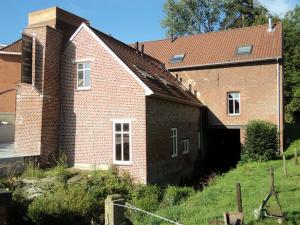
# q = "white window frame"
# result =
<box><xmin>171</xmin><ymin>128</ymin><xmax>178</xmax><ymax>157</ymax></box>
<box><xmin>76</xmin><ymin>61</ymin><xmax>91</xmax><ymax>90</ymax></box>
<box><xmin>227</xmin><ymin>92</ymin><xmax>241</xmax><ymax>116</ymax></box>
<box><xmin>113</xmin><ymin>120</ymin><xmax>132</xmax><ymax>165</ymax></box>
<box><xmin>182</xmin><ymin>139</ymin><xmax>189</xmax><ymax>154</ymax></box>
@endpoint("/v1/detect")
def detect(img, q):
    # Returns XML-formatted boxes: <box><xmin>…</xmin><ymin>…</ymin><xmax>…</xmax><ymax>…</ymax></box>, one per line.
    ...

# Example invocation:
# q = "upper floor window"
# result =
<box><xmin>171</xmin><ymin>128</ymin><xmax>178</xmax><ymax>157</ymax></box>
<box><xmin>77</xmin><ymin>62</ymin><xmax>91</xmax><ymax>90</ymax></box>
<box><xmin>113</xmin><ymin>121</ymin><xmax>131</xmax><ymax>165</ymax></box>
<box><xmin>228</xmin><ymin>92</ymin><xmax>240</xmax><ymax>115</ymax></box>
<box><xmin>182</xmin><ymin>138</ymin><xmax>189</xmax><ymax>154</ymax></box>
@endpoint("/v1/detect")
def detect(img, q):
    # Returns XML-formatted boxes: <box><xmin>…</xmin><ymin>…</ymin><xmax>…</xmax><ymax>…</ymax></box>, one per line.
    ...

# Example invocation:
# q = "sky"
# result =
<box><xmin>0</xmin><ymin>0</ymin><xmax>299</xmax><ymax>45</ymax></box>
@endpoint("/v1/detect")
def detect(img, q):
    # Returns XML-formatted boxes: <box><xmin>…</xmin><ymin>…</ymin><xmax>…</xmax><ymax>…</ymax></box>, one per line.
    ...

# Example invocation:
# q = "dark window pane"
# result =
<box><xmin>123</xmin><ymin>134</ymin><xmax>130</xmax><ymax>161</ymax></box>
<box><xmin>78</xmin><ymin>63</ymin><xmax>83</xmax><ymax>70</ymax></box>
<box><xmin>229</xmin><ymin>100</ymin><xmax>234</xmax><ymax>114</ymax></box>
<box><xmin>115</xmin><ymin>134</ymin><xmax>122</xmax><ymax>160</ymax></box>
<box><xmin>228</xmin><ymin>93</ymin><xmax>233</xmax><ymax>99</ymax></box>
<box><xmin>235</xmin><ymin>99</ymin><xmax>240</xmax><ymax>114</ymax></box>
<box><xmin>123</xmin><ymin>123</ymin><xmax>129</xmax><ymax>132</ymax></box>
<box><xmin>115</xmin><ymin>123</ymin><xmax>121</xmax><ymax>132</ymax></box>
<box><xmin>77</xmin><ymin>71</ymin><xmax>84</xmax><ymax>87</ymax></box>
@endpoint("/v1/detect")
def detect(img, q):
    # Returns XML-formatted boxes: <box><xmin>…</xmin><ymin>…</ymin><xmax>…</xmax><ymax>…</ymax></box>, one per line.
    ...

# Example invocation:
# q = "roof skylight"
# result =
<box><xmin>134</xmin><ymin>65</ymin><xmax>155</xmax><ymax>79</ymax></box>
<box><xmin>170</xmin><ymin>54</ymin><xmax>185</xmax><ymax>63</ymax></box>
<box><xmin>236</xmin><ymin>45</ymin><xmax>253</xmax><ymax>55</ymax></box>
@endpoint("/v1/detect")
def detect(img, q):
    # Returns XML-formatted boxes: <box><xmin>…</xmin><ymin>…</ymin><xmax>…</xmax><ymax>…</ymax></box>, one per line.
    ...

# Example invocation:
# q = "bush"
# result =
<box><xmin>241</xmin><ymin>120</ymin><xmax>279</xmax><ymax>162</ymax></box>
<box><xmin>129</xmin><ymin>185</ymin><xmax>163</xmax><ymax>212</ymax></box>
<box><xmin>162</xmin><ymin>186</ymin><xmax>195</xmax><ymax>207</ymax></box>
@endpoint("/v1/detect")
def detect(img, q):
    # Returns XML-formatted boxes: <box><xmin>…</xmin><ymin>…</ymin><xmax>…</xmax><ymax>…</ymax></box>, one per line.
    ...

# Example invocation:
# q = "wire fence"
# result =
<box><xmin>114</xmin><ymin>202</ymin><xmax>183</xmax><ymax>225</ymax></box>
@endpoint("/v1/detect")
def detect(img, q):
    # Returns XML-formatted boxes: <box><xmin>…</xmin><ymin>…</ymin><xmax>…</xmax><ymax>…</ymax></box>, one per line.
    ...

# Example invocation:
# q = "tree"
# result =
<box><xmin>221</xmin><ymin>0</ymin><xmax>270</xmax><ymax>29</ymax></box>
<box><xmin>161</xmin><ymin>0</ymin><xmax>224</xmax><ymax>37</ymax></box>
<box><xmin>283</xmin><ymin>6</ymin><xmax>300</xmax><ymax>122</ymax></box>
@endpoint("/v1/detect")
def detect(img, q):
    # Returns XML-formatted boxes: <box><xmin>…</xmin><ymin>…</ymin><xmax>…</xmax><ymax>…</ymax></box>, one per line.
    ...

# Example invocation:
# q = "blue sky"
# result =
<box><xmin>1</xmin><ymin>0</ymin><xmax>299</xmax><ymax>45</ymax></box>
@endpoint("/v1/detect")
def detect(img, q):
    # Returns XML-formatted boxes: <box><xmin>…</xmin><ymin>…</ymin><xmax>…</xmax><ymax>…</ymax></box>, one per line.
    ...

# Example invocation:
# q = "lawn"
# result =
<box><xmin>135</xmin><ymin>139</ymin><xmax>300</xmax><ymax>225</ymax></box>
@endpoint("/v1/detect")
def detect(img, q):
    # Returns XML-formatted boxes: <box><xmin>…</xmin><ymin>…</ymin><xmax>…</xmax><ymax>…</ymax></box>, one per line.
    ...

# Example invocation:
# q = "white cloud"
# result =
<box><xmin>259</xmin><ymin>0</ymin><xmax>298</xmax><ymax>17</ymax></box>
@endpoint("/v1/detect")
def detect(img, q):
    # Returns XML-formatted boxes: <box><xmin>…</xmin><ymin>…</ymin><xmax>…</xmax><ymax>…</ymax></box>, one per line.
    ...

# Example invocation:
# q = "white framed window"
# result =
<box><xmin>77</xmin><ymin>62</ymin><xmax>91</xmax><ymax>90</ymax></box>
<box><xmin>113</xmin><ymin>120</ymin><xmax>132</xmax><ymax>165</ymax></box>
<box><xmin>228</xmin><ymin>92</ymin><xmax>240</xmax><ymax>115</ymax></box>
<box><xmin>171</xmin><ymin>128</ymin><xmax>178</xmax><ymax>157</ymax></box>
<box><xmin>182</xmin><ymin>139</ymin><xmax>189</xmax><ymax>154</ymax></box>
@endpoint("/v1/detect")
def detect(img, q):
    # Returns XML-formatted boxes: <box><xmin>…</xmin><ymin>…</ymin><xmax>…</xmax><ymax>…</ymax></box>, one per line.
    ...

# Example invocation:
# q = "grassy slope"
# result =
<box><xmin>138</xmin><ymin>139</ymin><xmax>300</xmax><ymax>225</ymax></box>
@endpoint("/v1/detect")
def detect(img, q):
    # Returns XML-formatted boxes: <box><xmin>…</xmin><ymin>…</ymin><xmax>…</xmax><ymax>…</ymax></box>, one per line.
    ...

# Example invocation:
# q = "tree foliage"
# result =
<box><xmin>161</xmin><ymin>0</ymin><xmax>224</xmax><ymax>37</ymax></box>
<box><xmin>283</xmin><ymin>6</ymin><xmax>300</xmax><ymax>122</ymax></box>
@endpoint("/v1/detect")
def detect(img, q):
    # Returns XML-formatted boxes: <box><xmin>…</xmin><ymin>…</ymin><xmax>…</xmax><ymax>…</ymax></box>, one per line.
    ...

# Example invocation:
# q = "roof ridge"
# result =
<box><xmin>140</xmin><ymin>23</ymin><xmax>281</xmax><ymax>44</ymax></box>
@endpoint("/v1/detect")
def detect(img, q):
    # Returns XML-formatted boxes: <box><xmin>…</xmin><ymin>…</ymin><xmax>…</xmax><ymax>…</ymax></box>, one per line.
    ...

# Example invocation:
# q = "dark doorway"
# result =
<box><xmin>206</xmin><ymin>128</ymin><xmax>241</xmax><ymax>173</ymax></box>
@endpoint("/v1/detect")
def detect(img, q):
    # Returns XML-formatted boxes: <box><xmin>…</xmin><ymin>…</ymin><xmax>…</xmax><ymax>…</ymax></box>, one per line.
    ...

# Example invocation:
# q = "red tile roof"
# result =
<box><xmin>139</xmin><ymin>23</ymin><xmax>283</xmax><ymax>69</ymax></box>
<box><xmin>91</xmin><ymin>27</ymin><xmax>202</xmax><ymax>107</ymax></box>
<box><xmin>0</xmin><ymin>39</ymin><xmax>22</xmax><ymax>53</ymax></box>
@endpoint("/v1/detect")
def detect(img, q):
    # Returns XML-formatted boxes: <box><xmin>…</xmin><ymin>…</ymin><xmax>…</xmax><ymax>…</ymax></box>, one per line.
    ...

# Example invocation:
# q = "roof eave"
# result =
<box><xmin>150</xmin><ymin>93</ymin><xmax>203</xmax><ymax>108</ymax></box>
<box><xmin>167</xmin><ymin>56</ymin><xmax>283</xmax><ymax>71</ymax></box>
<box><xmin>0</xmin><ymin>51</ymin><xmax>21</xmax><ymax>55</ymax></box>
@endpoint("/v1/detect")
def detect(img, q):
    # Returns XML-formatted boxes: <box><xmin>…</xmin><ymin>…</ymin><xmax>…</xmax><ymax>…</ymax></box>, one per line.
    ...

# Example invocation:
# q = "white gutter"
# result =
<box><xmin>0</xmin><ymin>51</ymin><xmax>21</xmax><ymax>55</ymax></box>
<box><xmin>168</xmin><ymin>56</ymin><xmax>282</xmax><ymax>71</ymax></box>
<box><xmin>277</xmin><ymin>58</ymin><xmax>281</xmax><ymax>152</ymax></box>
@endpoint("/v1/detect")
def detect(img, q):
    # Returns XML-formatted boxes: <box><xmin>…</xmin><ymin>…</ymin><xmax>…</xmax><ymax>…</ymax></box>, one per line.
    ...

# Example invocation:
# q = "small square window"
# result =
<box><xmin>236</xmin><ymin>45</ymin><xmax>252</xmax><ymax>55</ymax></box>
<box><xmin>170</xmin><ymin>54</ymin><xmax>185</xmax><ymax>63</ymax></box>
<box><xmin>182</xmin><ymin>139</ymin><xmax>189</xmax><ymax>154</ymax></box>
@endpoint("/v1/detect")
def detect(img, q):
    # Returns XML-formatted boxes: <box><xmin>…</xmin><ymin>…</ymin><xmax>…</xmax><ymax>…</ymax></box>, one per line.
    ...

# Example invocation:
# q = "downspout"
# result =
<box><xmin>276</xmin><ymin>58</ymin><xmax>281</xmax><ymax>153</ymax></box>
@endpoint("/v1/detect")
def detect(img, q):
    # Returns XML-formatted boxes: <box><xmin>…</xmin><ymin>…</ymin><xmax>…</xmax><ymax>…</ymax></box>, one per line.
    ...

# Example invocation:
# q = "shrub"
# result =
<box><xmin>162</xmin><ymin>186</ymin><xmax>195</xmax><ymax>207</ymax></box>
<box><xmin>241</xmin><ymin>120</ymin><xmax>279</xmax><ymax>162</ymax></box>
<box><xmin>129</xmin><ymin>185</ymin><xmax>163</xmax><ymax>212</ymax></box>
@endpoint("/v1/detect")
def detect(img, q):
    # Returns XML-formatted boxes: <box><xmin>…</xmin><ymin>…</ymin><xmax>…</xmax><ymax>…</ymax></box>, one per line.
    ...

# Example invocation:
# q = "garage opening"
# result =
<box><xmin>206</xmin><ymin>128</ymin><xmax>241</xmax><ymax>173</ymax></box>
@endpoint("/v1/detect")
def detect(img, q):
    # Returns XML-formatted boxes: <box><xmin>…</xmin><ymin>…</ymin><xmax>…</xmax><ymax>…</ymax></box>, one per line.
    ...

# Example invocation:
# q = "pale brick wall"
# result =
<box><xmin>146</xmin><ymin>97</ymin><xmax>202</xmax><ymax>184</ymax></box>
<box><xmin>15</xmin><ymin>26</ymin><xmax>63</xmax><ymax>162</ymax></box>
<box><xmin>61</xmin><ymin>27</ymin><xmax>147</xmax><ymax>183</ymax></box>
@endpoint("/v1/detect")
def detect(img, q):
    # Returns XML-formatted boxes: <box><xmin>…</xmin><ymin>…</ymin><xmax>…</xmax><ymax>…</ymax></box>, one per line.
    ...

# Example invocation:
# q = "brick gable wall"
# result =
<box><xmin>61</xmin><ymin>27</ymin><xmax>147</xmax><ymax>183</ymax></box>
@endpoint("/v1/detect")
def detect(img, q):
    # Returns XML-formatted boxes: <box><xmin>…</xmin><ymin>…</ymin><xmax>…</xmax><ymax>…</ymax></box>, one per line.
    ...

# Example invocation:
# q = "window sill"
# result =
<box><xmin>228</xmin><ymin>114</ymin><xmax>240</xmax><ymax>117</ymax></box>
<box><xmin>171</xmin><ymin>154</ymin><xmax>178</xmax><ymax>158</ymax></box>
<box><xmin>183</xmin><ymin>151</ymin><xmax>189</xmax><ymax>155</ymax></box>
<box><xmin>76</xmin><ymin>87</ymin><xmax>91</xmax><ymax>91</ymax></box>
<box><xmin>113</xmin><ymin>161</ymin><xmax>132</xmax><ymax>166</ymax></box>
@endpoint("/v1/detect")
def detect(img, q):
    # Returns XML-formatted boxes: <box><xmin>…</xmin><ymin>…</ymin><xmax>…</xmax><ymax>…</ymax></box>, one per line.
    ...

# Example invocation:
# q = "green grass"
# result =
<box><xmin>135</xmin><ymin>139</ymin><xmax>300</xmax><ymax>225</ymax></box>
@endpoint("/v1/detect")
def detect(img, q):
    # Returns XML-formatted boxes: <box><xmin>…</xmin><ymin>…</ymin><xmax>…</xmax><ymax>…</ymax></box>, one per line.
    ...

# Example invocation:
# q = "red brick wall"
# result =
<box><xmin>173</xmin><ymin>61</ymin><xmax>284</xmax><ymax>149</ymax></box>
<box><xmin>61</xmin><ymin>27</ymin><xmax>147</xmax><ymax>183</ymax></box>
<box><xmin>0</xmin><ymin>54</ymin><xmax>21</xmax><ymax>112</ymax></box>
<box><xmin>146</xmin><ymin>97</ymin><xmax>202</xmax><ymax>184</ymax></box>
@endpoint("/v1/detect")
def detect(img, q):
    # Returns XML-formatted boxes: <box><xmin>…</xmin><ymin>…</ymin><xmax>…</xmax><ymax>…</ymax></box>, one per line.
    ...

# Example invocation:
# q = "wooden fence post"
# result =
<box><xmin>0</xmin><ymin>189</ymin><xmax>12</xmax><ymax>225</ymax></box>
<box><xmin>295</xmin><ymin>149</ymin><xmax>298</xmax><ymax>165</ymax></box>
<box><xmin>236</xmin><ymin>183</ymin><xmax>243</xmax><ymax>213</ymax></box>
<box><xmin>270</xmin><ymin>166</ymin><xmax>275</xmax><ymax>192</ymax></box>
<box><xmin>283</xmin><ymin>155</ymin><xmax>288</xmax><ymax>177</ymax></box>
<box><xmin>105</xmin><ymin>194</ymin><xmax>125</xmax><ymax>225</ymax></box>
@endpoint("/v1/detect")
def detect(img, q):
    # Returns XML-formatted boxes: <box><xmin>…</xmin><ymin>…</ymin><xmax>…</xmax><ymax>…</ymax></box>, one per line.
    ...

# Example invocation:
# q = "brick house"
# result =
<box><xmin>140</xmin><ymin>23</ymin><xmax>284</xmax><ymax>170</ymax></box>
<box><xmin>0</xmin><ymin>40</ymin><xmax>22</xmax><ymax>143</ymax></box>
<box><xmin>1</xmin><ymin>7</ymin><xmax>284</xmax><ymax>183</ymax></box>
<box><xmin>10</xmin><ymin>7</ymin><xmax>203</xmax><ymax>184</ymax></box>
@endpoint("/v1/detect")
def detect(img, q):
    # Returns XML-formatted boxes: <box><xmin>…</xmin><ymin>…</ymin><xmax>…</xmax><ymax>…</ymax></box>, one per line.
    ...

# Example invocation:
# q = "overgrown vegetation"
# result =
<box><xmin>136</xmin><ymin>139</ymin><xmax>300</xmax><ymax>225</ymax></box>
<box><xmin>1</xmin><ymin>161</ymin><xmax>196</xmax><ymax>225</ymax></box>
<box><xmin>241</xmin><ymin>120</ymin><xmax>279</xmax><ymax>162</ymax></box>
